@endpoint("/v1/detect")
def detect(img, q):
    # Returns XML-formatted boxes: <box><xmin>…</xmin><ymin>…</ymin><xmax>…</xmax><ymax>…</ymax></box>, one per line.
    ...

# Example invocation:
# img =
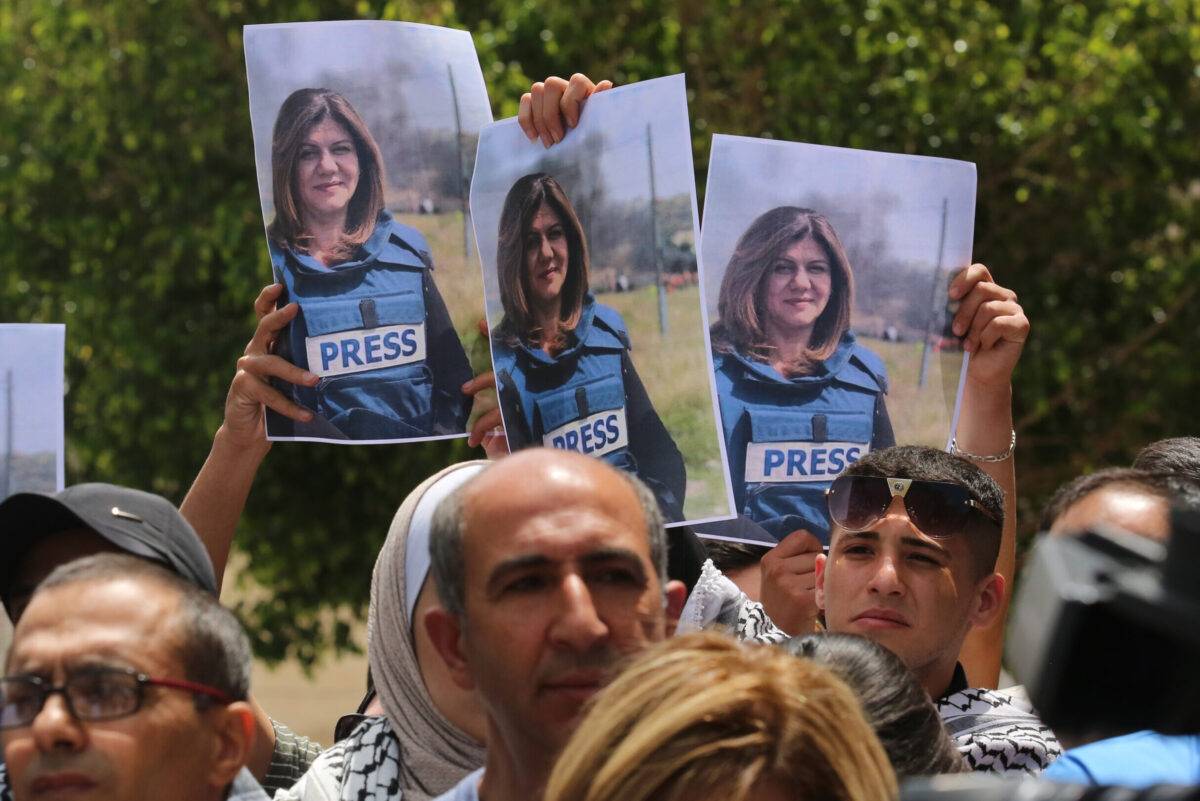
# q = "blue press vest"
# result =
<box><xmin>493</xmin><ymin>299</ymin><xmax>638</xmax><ymax>473</ymax></box>
<box><xmin>272</xmin><ymin>212</ymin><xmax>436</xmax><ymax>439</ymax></box>
<box><xmin>713</xmin><ymin>333</ymin><xmax>888</xmax><ymax>543</ymax></box>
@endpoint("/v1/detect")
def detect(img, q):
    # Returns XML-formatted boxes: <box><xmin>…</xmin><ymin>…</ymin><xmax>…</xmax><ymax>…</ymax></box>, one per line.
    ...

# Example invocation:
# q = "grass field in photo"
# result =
<box><xmin>395</xmin><ymin>210</ymin><xmax>482</xmax><ymax>342</ymax></box>
<box><xmin>598</xmin><ymin>284</ymin><xmax>729</xmax><ymax>522</ymax></box>
<box><xmin>863</xmin><ymin>336</ymin><xmax>964</xmax><ymax>449</ymax></box>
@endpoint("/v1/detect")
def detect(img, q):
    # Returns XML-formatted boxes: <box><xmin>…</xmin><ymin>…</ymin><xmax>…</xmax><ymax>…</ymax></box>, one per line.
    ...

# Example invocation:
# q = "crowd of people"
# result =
<box><xmin>2</xmin><ymin>74</ymin><xmax>1198</xmax><ymax>801</ymax></box>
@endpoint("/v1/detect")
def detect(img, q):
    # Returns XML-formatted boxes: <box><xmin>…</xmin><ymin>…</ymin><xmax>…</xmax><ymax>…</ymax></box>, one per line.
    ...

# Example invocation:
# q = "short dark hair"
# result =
<box><xmin>841</xmin><ymin>445</ymin><xmax>1004</xmax><ymax>580</ymax></box>
<box><xmin>703</xmin><ymin>539</ymin><xmax>769</xmax><ymax>574</ymax></box>
<box><xmin>429</xmin><ymin>461</ymin><xmax>668</xmax><ymax>617</ymax></box>
<box><xmin>785</xmin><ymin>633</ymin><xmax>966</xmax><ymax>777</ymax></box>
<box><xmin>1133</xmin><ymin>437</ymin><xmax>1200</xmax><ymax>483</ymax></box>
<box><xmin>1039</xmin><ymin>467</ymin><xmax>1200</xmax><ymax>533</ymax></box>
<box><xmin>33</xmin><ymin>554</ymin><xmax>251</xmax><ymax>702</ymax></box>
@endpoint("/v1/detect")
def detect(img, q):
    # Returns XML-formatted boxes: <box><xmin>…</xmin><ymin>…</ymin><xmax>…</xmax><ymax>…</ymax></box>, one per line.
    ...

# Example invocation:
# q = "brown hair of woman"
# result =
<box><xmin>268</xmin><ymin>87</ymin><xmax>385</xmax><ymax>261</ymax></box>
<box><xmin>494</xmin><ymin>172</ymin><xmax>591</xmax><ymax>353</ymax></box>
<box><xmin>543</xmin><ymin>631</ymin><xmax>898</xmax><ymax>801</ymax></box>
<box><xmin>713</xmin><ymin>206</ymin><xmax>855</xmax><ymax>377</ymax></box>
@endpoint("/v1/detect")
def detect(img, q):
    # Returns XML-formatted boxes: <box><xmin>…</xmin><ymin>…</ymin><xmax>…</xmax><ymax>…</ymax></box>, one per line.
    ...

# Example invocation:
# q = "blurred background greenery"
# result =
<box><xmin>1</xmin><ymin>0</ymin><xmax>1197</xmax><ymax>667</ymax></box>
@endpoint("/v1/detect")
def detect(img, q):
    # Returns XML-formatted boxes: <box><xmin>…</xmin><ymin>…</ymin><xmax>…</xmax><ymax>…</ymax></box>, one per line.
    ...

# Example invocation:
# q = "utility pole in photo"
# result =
<box><xmin>647</xmin><ymin>123</ymin><xmax>668</xmax><ymax>335</ymax></box>
<box><xmin>448</xmin><ymin>64</ymin><xmax>470</xmax><ymax>259</ymax></box>
<box><xmin>918</xmin><ymin>198</ymin><xmax>949</xmax><ymax>388</ymax></box>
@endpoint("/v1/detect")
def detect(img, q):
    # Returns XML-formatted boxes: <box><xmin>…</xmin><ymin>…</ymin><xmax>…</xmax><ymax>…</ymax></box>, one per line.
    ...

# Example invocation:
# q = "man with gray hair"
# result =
<box><xmin>1</xmin><ymin>553</ymin><xmax>269</xmax><ymax>800</ymax></box>
<box><xmin>0</xmin><ymin>483</ymin><xmax>319</xmax><ymax>795</ymax></box>
<box><xmin>423</xmin><ymin>448</ymin><xmax>687</xmax><ymax>801</ymax></box>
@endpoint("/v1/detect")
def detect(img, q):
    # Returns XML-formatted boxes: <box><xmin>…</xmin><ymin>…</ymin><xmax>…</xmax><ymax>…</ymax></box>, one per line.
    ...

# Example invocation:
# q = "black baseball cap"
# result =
<box><xmin>0</xmin><ymin>483</ymin><xmax>218</xmax><ymax>612</ymax></box>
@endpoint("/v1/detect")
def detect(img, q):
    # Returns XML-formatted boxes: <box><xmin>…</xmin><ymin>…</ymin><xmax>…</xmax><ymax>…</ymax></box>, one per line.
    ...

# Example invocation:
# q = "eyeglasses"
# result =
<box><xmin>0</xmin><ymin>666</ymin><xmax>233</xmax><ymax>730</ymax></box>
<box><xmin>825</xmin><ymin>474</ymin><xmax>1001</xmax><ymax>539</ymax></box>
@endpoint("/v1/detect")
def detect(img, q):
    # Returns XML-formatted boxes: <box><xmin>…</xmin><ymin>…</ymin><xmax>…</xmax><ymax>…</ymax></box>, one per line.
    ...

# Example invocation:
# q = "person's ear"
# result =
<box><xmin>662</xmin><ymin>579</ymin><xmax>688</xmax><ymax>637</ymax></box>
<box><xmin>814</xmin><ymin>552</ymin><xmax>828</xmax><ymax>611</ymax></box>
<box><xmin>969</xmin><ymin>572</ymin><xmax>1006</xmax><ymax>628</ymax></box>
<box><xmin>206</xmin><ymin>701</ymin><xmax>255</xmax><ymax>791</ymax></box>
<box><xmin>424</xmin><ymin>607</ymin><xmax>475</xmax><ymax>691</ymax></box>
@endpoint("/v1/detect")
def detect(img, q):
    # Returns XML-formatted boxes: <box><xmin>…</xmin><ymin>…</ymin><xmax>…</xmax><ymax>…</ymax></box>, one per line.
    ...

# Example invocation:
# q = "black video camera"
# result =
<box><xmin>1006</xmin><ymin>507</ymin><xmax>1200</xmax><ymax>741</ymax></box>
<box><xmin>900</xmin><ymin>507</ymin><xmax>1200</xmax><ymax>800</ymax></box>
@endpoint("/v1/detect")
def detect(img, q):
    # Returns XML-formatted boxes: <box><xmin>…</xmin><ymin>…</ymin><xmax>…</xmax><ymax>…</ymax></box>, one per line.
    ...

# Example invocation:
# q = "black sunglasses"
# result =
<box><xmin>0</xmin><ymin>665</ymin><xmax>232</xmax><ymax>730</ymax></box>
<box><xmin>825</xmin><ymin>474</ymin><xmax>1001</xmax><ymax>540</ymax></box>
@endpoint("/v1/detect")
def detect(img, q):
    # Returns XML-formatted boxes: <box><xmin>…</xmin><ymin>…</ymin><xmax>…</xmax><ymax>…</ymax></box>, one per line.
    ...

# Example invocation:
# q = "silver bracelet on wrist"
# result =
<box><xmin>949</xmin><ymin>428</ymin><xmax>1016</xmax><ymax>463</ymax></box>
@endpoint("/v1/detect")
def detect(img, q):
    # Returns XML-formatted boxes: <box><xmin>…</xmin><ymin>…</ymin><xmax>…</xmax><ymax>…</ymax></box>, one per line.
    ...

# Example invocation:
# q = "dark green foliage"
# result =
<box><xmin>3</xmin><ymin>0</ymin><xmax>1196</xmax><ymax>665</ymax></box>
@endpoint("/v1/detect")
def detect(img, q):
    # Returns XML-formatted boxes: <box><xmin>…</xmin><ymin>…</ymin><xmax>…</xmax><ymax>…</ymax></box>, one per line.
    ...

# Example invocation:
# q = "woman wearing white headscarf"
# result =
<box><xmin>277</xmin><ymin>462</ymin><xmax>488</xmax><ymax>801</ymax></box>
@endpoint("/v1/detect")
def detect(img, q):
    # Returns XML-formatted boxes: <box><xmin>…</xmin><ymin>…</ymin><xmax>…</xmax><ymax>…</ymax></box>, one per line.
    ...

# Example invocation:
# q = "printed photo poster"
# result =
<box><xmin>0</xmin><ymin>324</ymin><xmax>65</xmax><ymax>502</ymax></box>
<box><xmin>699</xmin><ymin>134</ymin><xmax>976</xmax><ymax>545</ymax></box>
<box><xmin>469</xmin><ymin>75</ymin><xmax>736</xmax><ymax>527</ymax></box>
<box><xmin>244</xmin><ymin>21</ymin><xmax>492</xmax><ymax>444</ymax></box>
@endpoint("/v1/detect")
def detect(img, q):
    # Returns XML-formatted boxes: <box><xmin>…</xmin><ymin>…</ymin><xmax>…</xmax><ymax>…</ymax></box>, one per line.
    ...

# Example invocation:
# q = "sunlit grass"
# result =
<box><xmin>396</xmin><ymin>210</ymin><xmax>490</xmax><ymax>374</ymax></box>
<box><xmin>863</xmin><ymin>336</ymin><xmax>964</xmax><ymax>448</ymax></box>
<box><xmin>599</xmin><ymin>284</ymin><xmax>729</xmax><ymax>520</ymax></box>
<box><xmin>395</xmin><ymin>210</ymin><xmax>483</xmax><ymax>340</ymax></box>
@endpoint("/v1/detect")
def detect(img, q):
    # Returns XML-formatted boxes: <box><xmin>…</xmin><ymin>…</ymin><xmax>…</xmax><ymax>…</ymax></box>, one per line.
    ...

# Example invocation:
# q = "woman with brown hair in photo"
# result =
<box><xmin>267</xmin><ymin>87</ymin><xmax>472</xmax><ymax>441</ymax></box>
<box><xmin>711</xmin><ymin>206</ymin><xmax>894</xmax><ymax>543</ymax></box>
<box><xmin>542</xmin><ymin>631</ymin><xmax>898</xmax><ymax>801</ymax></box>
<box><xmin>489</xmin><ymin>172</ymin><xmax>686</xmax><ymax>520</ymax></box>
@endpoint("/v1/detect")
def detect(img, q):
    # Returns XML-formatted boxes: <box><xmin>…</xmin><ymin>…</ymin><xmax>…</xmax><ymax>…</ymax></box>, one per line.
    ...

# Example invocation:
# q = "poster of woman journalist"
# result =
<box><xmin>469</xmin><ymin>76</ymin><xmax>736</xmax><ymax>525</ymax></box>
<box><xmin>700</xmin><ymin>135</ymin><xmax>975</xmax><ymax>545</ymax></box>
<box><xmin>244</xmin><ymin>21</ymin><xmax>491</xmax><ymax>443</ymax></box>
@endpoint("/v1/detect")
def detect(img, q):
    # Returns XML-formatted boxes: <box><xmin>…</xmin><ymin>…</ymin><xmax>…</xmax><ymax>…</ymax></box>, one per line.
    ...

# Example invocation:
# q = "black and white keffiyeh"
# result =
<box><xmin>273</xmin><ymin>716</ymin><xmax>403</xmax><ymax>801</ymax></box>
<box><xmin>937</xmin><ymin>686</ymin><xmax>1062</xmax><ymax>775</ymax></box>
<box><xmin>677</xmin><ymin>558</ymin><xmax>788</xmax><ymax>644</ymax></box>
<box><xmin>325</xmin><ymin>716</ymin><xmax>403</xmax><ymax>801</ymax></box>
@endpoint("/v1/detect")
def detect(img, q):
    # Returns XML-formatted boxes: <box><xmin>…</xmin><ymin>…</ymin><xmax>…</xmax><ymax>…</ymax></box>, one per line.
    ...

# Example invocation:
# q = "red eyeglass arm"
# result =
<box><xmin>144</xmin><ymin>676</ymin><xmax>233</xmax><ymax>703</ymax></box>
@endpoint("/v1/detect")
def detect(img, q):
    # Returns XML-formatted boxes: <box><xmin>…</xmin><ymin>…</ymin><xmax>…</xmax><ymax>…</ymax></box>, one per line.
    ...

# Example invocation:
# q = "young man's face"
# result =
<box><xmin>816</xmin><ymin>494</ymin><xmax>1000</xmax><ymax>689</ymax></box>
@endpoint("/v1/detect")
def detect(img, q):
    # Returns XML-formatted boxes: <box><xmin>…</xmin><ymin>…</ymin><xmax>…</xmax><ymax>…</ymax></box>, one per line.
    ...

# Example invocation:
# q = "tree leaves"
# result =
<box><xmin>3</xmin><ymin>0</ymin><xmax>1196</xmax><ymax>666</ymax></box>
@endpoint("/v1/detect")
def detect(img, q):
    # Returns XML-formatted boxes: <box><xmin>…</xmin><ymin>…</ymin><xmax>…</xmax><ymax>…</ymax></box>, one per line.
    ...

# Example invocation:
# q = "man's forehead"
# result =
<box><xmin>463</xmin><ymin>457</ymin><xmax>643</xmax><ymax>532</ymax></box>
<box><xmin>10</xmin><ymin>624</ymin><xmax>149</xmax><ymax>673</ymax></box>
<box><xmin>10</xmin><ymin>579</ymin><xmax>179</xmax><ymax>670</ymax></box>
<box><xmin>1052</xmin><ymin>485</ymin><xmax>1170</xmax><ymax>540</ymax></box>
<box><xmin>467</xmin><ymin>505</ymin><xmax>650</xmax><ymax>558</ymax></box>
<box><xmin>468</xmin><ymin>453</ymin><xmax>636</xmax><ymax>501</ymax></box>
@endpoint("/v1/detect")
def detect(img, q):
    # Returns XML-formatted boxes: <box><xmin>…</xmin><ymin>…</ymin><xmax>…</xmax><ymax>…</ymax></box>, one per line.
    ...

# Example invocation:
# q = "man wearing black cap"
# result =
<box><xmin>0</xmin><ymin>483</ymin><xmax>217</xmax><ymax>622</ymax></box>
<box><xmin>0</xmin><ymin>483</ymin><xmax>319</xmax><ymax>796</ymax></box>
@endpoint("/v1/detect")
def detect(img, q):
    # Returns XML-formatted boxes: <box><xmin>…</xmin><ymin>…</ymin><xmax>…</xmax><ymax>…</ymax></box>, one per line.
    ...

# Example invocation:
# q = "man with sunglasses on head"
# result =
<box><xmin>1</xmin><ymin>553</ymin><xmax>268</xmax><ymax>800</ymax></box>
<box><xmin>815</xmin><ymin>446</ymin><xmax>1060</xmax><ymax>774</ymax></box>
<box><xmin>757</xmin><ymin>265</ymin><xmax>1027</xmax><ymax>678</ymax></box>
<box><xmin>799</xmin><ymin>259</ymin><xmax>1059</xmax><ymax>774</ymax></box>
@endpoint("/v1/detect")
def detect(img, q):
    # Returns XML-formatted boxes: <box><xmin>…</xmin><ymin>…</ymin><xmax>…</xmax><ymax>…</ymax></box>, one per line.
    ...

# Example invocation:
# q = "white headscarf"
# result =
<box><xmin>358</xmin><ymin>461</ymin><xmax>488</xmax><ymax>800</ymax></box>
